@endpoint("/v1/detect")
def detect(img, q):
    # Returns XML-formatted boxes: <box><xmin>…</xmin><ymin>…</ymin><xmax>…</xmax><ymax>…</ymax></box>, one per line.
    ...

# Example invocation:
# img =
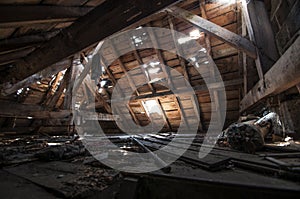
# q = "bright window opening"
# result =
<box><xmin>142</xmin><ymin>100</ymin><xmax>162</xmax><ymax>116</ymax></box>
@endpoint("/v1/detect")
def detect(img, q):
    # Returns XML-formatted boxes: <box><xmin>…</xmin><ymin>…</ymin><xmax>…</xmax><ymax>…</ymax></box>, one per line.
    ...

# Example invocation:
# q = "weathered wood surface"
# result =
<box><xmin>0</xmin><ymin>0</ymin><xmax>180</xmax><ymax>85</ymax></box>
<box><xmin>0</xmin><ymin>5</ymin><xmax>93</xmax><ymax>27</ymax></box>
<box><xmin>166</xmin><ymin>6</ymin><xmax>257</xmax><ymax>59</ymax></box>
<box><xmin>240</xmin><ymin>37</ymin><xmax>300</xmax><ymax>112</ymax></box>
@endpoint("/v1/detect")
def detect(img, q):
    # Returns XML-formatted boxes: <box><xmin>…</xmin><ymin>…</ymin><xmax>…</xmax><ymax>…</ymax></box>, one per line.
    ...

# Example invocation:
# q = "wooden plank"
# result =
<box><xmin>166</xmin><ymin>6</ymin><xmax>257</xmax><ymax>59</ymax></box>
<box><xmin>0</xmin><ymin>5</ymin><xmax>92</xmax><ymax>27</ymax></box>
<box><xmin>240</xmin><ymin>37</ymin><xmax>300</xmax><ymax>112</ymax></box>
<box><xmin>1</xmin><ymin>0</ymin><xmax>180</xmax><ymax>85</ymax></box>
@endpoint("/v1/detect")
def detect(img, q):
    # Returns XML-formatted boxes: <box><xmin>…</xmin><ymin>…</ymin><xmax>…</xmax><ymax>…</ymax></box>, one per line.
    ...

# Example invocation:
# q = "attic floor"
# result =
<box><xmin>1</xmin><ymin>134</ymin><xmax>300</xmax><ymax>198</ymax></box>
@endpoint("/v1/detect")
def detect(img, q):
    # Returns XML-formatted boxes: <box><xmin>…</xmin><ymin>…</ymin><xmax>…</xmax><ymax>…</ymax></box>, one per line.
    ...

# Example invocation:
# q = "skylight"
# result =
<box><xmin>142</xmin><ymin>100</ymin><xmax>162</xmax><ymax>116</ymax></box>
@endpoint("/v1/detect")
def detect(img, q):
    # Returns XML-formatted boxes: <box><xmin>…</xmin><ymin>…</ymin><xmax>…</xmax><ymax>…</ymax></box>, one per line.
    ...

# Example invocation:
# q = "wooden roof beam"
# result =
<box><xmin>2</xmin><ymin>59</ymin><xmax>71</xmax><ymax>96</ymax></box>
<box><xmin>166</xmin><ymin>6</ymin><xmax>257</xmax><ymax>59</ymax></box>
<box><xmin>0</xmin><ymin>5</ymin><xmax>93</xmax><ymax>27</ymax></box>
<box><xmin>0</xmin><ymin>101</ymin><xmax>116</xmax><ymax>120</ymax></box>
<box><xmin>0</xmin><ymin>0</ymin><xmax>180</xmax><ymax>85</ymax></box>
<box><xmin>146</xmin><ymin>23</ymin><xmax>175</xmax><ymax>89</ymax></box>
<box><xmin>240</xmin><ymin>37</ymin><xmax>300</xmax><ymax>112</ymax></box>
<box><xmin>0</xmin><ymin>30</ymin><xmax>59</xmax><ymax>54</ymax></box>
<box><xmin>0</xmin><ymin>47</ymin><xmax>35</xmax><ymax>66</ymax></box>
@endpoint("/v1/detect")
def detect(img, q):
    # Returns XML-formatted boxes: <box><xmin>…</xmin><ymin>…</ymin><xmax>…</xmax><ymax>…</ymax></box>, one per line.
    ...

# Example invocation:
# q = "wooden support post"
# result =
<box><xmin>199</xmin><ymin>0</ymin><xmax>212</xmax><ymax>56</ymax></box>
<box><xmin>241</xmin><ymin>0</ymin><xmax>279</xmax><ymax>74</ymax></box>
<box><xmin>64</xmin><ymin>55</ymin><xmax>80</xmax><ymax>110</ymax></box>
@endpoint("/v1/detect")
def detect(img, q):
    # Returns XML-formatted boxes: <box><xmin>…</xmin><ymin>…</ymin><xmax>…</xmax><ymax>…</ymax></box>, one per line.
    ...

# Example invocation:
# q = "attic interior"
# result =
<box><xmin>0</xmin><ymin>0</ymin><xmax>300</xmax><ymax>198</ymax></box>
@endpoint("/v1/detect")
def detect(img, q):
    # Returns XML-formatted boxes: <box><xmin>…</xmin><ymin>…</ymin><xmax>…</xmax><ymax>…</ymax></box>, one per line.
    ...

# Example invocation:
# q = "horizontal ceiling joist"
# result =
<box><xmin>240</xmin><ymin>37</ymin><xmax>300</xmax><ymax>112</ymax></box>
<box><xmin>0</xmin><ymin>0</ymin><xmax>180</xmax><ymax>86</ymax></box>
<box><xmin>166</xmin><ymin>6</ymin><xmax>257</xmax><ymax>59</ymax></box>
<box><xmin>0</xmin><ymin>5</ymin><xmax>93</xmax><ymax>27</ymax></box>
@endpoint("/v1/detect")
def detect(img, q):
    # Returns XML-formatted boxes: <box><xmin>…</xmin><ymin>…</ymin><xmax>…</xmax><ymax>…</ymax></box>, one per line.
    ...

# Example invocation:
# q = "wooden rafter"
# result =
<box><xmin>1</xmin><ymin>0</ymin><xmax>180</xmax><ymax>85</ymax></box>
<box><xmin>156</xmin><ymin>98</ymin><xmax>172</xmax><ymax>131</ymax></box>
<box><xmin>174</xmin><ymin>96</ymin><xmax>189</xmax><ymax>130</ymax></box>
<box><xmin>0</xmin><ymin>5</ymin><xmax>92</xmax><ymax>27</ymax></box>
<box><xmin>168</xmin><ymin>16</ymin><xmax>203</xmax><ymax>131</ymax></box>
<box><xmin>146</xmin><ymin>23</ymin><xmax>175</xmax><ymax>89</ymax></box>
<box><xmin>240</xmin><ymin>37</ymin><xmax>300</xmax><ymax>112</ymax></box>
<box><xmin>43</xmin><ymin>71</ymin><xmax>63</xmax><ymax>106</ymax></box>
<box><xmin>0</xmin><ymin>47</ymin><xmax>35</xmax><ymax>66</ymax></box>
<box><xmin>47</xmin><ymin>68</ymin><xmax>70</xmax><ymax>109</ymax></box>
<box><xmin>108</xmin><ymin>39</ymin><xmax>140</xmax><ymax>96</ymax></box>
<box><xmin>84</xmin><ymin>79</ymin><xmax>112</xmax><ymax>113</ymax></box>
<box><xmin>129</xmin><ymin>33</ymin><xmax>155</xmax><ymax>93</ymax></box>
<box><xmin>2</xmin><ymin>59</ymin><xmax>71</xmax><ymax>96</ymax></box>
<box><xmin>0</xmin><ymin>30</ymin><xmax>59</xmax><ymax>54</ymax></box>
<box><xmin>127</xmin><ymin>103</ymin><xmax>141</xmax><ymax>126</ymax></box>
<box><xmin>166</xmin><ymin>6</ymin><xmax>257</xmax><ymax>59</ymax></box>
